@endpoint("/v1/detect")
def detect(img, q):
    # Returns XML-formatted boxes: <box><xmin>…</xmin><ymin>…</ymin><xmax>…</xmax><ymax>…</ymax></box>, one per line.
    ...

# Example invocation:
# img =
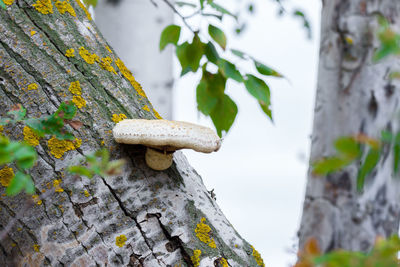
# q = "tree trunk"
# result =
<box><xmin>0</xmin><ymin>1</ymin><xmax>261</xmax><ymax>266</ymax></box>
<box><xmin>298</xmin><ymin>0</ymin><xmax>400</xmax><ymax>253</ymax></box>
<box><xmin>95</xmin><ymin>0</ymin><xmax>174</xmax><ymax>120</ymax></box>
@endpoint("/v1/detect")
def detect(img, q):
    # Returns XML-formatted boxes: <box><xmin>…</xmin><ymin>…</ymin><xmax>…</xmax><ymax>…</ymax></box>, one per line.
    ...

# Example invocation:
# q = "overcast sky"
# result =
<box><xmin>174</xmin><ymin>1</ymin><xmax>321</xmax><ymax>266</ymax></box>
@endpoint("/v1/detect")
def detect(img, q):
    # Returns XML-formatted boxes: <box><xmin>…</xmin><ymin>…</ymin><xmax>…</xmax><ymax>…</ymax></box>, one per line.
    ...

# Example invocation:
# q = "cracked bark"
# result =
<box><xmin>0</xmin><ymin>1</ymin><xmax>259</xmax><ymax>266</ymax></box>
<box><xmin>298</xmin><ymin>0</ymin><xmax>400</xmax><ymax>253</ymax></box>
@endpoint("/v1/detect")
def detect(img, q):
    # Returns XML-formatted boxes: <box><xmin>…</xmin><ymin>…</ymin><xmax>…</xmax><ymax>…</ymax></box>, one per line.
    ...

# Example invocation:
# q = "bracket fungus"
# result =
<box><xmin>113</xmin><ymin>119</ymin><xmax>221</xmax><ymax>170</ymax></box>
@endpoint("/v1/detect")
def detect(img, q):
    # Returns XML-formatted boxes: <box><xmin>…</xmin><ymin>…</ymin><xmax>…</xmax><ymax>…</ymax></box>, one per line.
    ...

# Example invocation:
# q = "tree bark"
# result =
<box><xmin>95</xmin><ymin>0</ymin><xmax>174</xmax><ymax>120</ymax></box>
<box><xmin>298</xmin><ymin>0</ymin><xmax>400</xmax><ymax>253</ymax></box>
<box><xmin>0</xmin><ymin>1</ymin><xmax>261</xmax><ymax>266</ymax></box>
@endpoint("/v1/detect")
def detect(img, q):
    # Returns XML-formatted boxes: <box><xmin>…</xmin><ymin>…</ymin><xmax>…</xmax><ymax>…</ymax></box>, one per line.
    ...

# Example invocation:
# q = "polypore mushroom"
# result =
<box><xmin>112</xmin><ymin>119</ymin><xmax>221</xmax><ymax>170</ymax></box>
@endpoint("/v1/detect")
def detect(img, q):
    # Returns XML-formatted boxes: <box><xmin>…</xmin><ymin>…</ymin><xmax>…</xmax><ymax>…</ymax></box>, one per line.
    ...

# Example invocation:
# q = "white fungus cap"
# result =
<box><xmin>112</xmin><ymin>119</ymin><xmax>221</xmax><ymax>153</ymax></box>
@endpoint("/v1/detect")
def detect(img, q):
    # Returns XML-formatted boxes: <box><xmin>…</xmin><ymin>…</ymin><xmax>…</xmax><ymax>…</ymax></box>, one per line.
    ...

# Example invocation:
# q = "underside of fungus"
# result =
<box><xmin>112</xmin><ymin>119</ymin><xmax>221</xmax><ymax>170</ymax></box>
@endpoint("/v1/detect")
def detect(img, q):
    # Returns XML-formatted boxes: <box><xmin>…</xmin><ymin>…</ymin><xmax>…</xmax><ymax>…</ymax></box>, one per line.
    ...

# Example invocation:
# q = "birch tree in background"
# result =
<box><xmin>298</xmin><ymin>0</ymin><xmax>400</xmax><ymax>253</ymax></box>
<box><xmin>95</xmin><ymin>0</ymin><xmax>174</xmax><ymax>119</ymax></box>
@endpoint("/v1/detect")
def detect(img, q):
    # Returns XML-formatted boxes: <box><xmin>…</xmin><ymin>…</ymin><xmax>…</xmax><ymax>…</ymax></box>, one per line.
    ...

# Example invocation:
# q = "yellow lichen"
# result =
<box><xmin>32</xmin><ymin>0</ymin><xmax>53</xmax><ymax>14</ymax></box>
<box><xmin>115</xmin><ymin>234</ymin><xmax>127</xmax><ymax>248</ymax></box>
<box><xmin>27</xmin><ymin>83</ymin><xmax>38</xmax><ymax>90</ymax></box>
<box><xmin>142</xmin><ymin>105</ymin><xmax>150</xmax><ymax>112</ymax></box>
<box><xmin>115</xmin><ymin>59</ymin><xmax>147</xmax><ymax>98</ymax></box>
<box><xmin>195</xmin><ymin>217</ymin><xmax>216</xmax><ymax>248</ymax></box>
<box><xmin>79</xmin><ymin>47</ymin><xmax>99</xmax><ymax>64</ymax></box>
<box><xmin>30</xmin><ymin>30</ymin><xmax>36</xmax><ymax>36</ymax></box>
<box><xmin>251</xmin><ymin>245</ymin><xmax>265</xmax><ymax>267</ymax></box>
<box><xmin>53</xmin><ymin>179</ymin><xmax>64</xmax><ymax>193</ymax></box>
<box><xmin>153</xmin><ymin>108</ymin><xmax>163</xmax><ymax>119</ymax></box>
<box><xmin>72</xmin><ymin>95</ymin><xmax>86</xmax><ymax>109</ymax></box>
<box><xmin>100</xmin><ymin>57</ymin><xmax>117</xmax><ymax>74</ymax></box>
<box><xmin>33</xmin><ymin>244</ymin><xmax>40</xmax><ymax>252</ymax></box>
<box><xmin>65</xmin><ymin>48</ymin><xmax>75</xmax><ymax>58</ymax></box>
<box><xmin>23</xmin><ymin>126</ymin><xmax>40</xmax><ymax>146</ymax></box>
<box><xmin>32</xmin><ymin>194</ymin><xmax>42</xmax><ymax>205</ymax></box>
<box><xmin>84</xmin><ymin>189</ymin><xmax>90</xmax><ymax>197</ymax></box>
<box><xmin>105</xmin><ymin>45</ymin><xmax>112</xmax><ymax>53</ymax></box>
<box><xmin>68</xmin><ymin>81</ymin><xmax>81</xmax><ymax>95</ymax></box>
<box><xmin>191</xmin><ymin>249</ymin><xmax>201</xmax><ymax>267</ymax></box>
<box><xmin>55</xmin><ymin>0</ymin><xmax>76</xmax><ymax>16</ymax></box>
<box><xmin>75</xmin><ymin>0</ymin><xmax>92</xmax><ymax>20</ymax></box>
<box><xmin>4</xmin><ymin>0</ymin><xmax>14</xmax><ymax>5</ymax></box>
<box><xmin>220</xmin><ymin>258</ymin><xmax>228</xmax><ymax>267</ymax></box>
<box><xmin>0</xmin><ymin>166</ymin><xmax>14</xmax><ymax>187</ymax></box>
<box><xmin>47</xmin><ymin>136</ymin><xmax>81</xmax><ymax>159</ymax></box>
<box><xmin>111</xmin><ymin>113</ymin><xmax>127</xmax><ymax>123</ymax></box>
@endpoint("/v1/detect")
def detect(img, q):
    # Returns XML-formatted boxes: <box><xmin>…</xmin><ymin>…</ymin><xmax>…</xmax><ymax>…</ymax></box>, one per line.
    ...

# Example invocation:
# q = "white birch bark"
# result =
<box><xmin>298</xmin><ymin>0</ymin><xmax>400</xmax><ymax>253</ymax></box>
<box><xmin>95</xmin><ymin>0</ymin><xmax>174</xmax><ymax>119</ymax></box>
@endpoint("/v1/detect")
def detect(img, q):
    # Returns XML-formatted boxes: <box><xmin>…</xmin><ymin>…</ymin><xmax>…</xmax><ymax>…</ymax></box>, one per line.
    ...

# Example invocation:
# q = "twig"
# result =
<box><xmin>159</xmin><ymin>0</ymin><xmax>196</xmax><ymax>33</ymax></box>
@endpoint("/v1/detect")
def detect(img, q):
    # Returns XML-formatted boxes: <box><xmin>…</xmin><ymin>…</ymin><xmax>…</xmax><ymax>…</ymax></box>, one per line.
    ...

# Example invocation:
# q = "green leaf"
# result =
<box><xmin>14</xmin><ymin>146</ymin><xmax>37</xmax><ymax>169</ymax></box>
<box><xmin>208</xmin><ymin>2</ymin><xmax>237</xmax><ymax>20</ymax></box>
<box><xmin>160</xmin><ymin>25</ymin><xmax>181</xmax><ymax>51</ymax></box>
<box><xmin>83</xmin><ymin>0</ymin><xmax>97</xmax><ymax>7</ymax></box>
<box><xmin>6</xmin><ymin>172</ymin><xmax>34</xmax><ymax>196</ymax></box>
<box><xmin>68</xmin><ymin>166</ymin><xmax>94</xmax><ymax>178</ymax></box>
<box><xmin>218</xmin><ymin>59</ymin><xmax>243</xmax><ymax>82</ymax></box>
<box><xmin>176</xmin><ymin>35</ymin><xmax>205</xmax><ymax>75</ymax></box>
<box><xmin>204</xmin><ymin>42</ymin><xmax>220</xmax><ymax>65</ymax></box>
<box><xmin>57</xmin><ymin>102</ymin><xmax>77</xmax><ymax>120</ymax></box>
<box><xmin>0</xmin><ymin>0</ymin><xmax>7</xmax><ymax>10</ymax></box>
<box><xmin>292</xmin><ymin>9</ymin><xmax>312</xmax><ymax>39</ymax></box>
<box><xmin>175</xmin><ymin>1</ymin><xmax>197</xmax><ymax>7</ymax></box>
<box><xmin>196</xmin><ymin>81</ymin><xmax>218</xmax><ymax>115</ymax></box>
<box><xmin>253</xmin><ymin>60</ymin><xmax>283</xmax><ymax>77</ymax></box>
<box><xmin>210</xmin><ymin>94</ymin><xmax>238</xmax><ymax>137</ymax></box>
<box><xmin>201</xmin><ymin>71</ymin><xmax>226</xmax><ymax>97</ymax></box>
<box><xmin>313</xmin><ymin>157</ymin><xmax>349</xmax><ymax>176</ymax></box>
<box><xmin>244</xmin><ymin>74</ymin><xmax>271</xmax><ymax>105</ymax></box>
<box><xmin>208</xmin><ymin>24</ymin><xmax>227</xmax><ymax>50</ymax></box>
<box><xmin>231</xmin><ymin>49</ymin><xmax>247</xmax><ymax>59</ymax></box>
<box><xmin>258</xmin><ymin>100</ymin><xmax>272</xmax><ymax>120</ymax></box>
<box><xmin>393</xmin><ymin>132</ymin><xmax>400</xmax><ymax>174</ymax></box>
<box><xmin>357</xmin><ymin>148</ymin><xmax>380</xmax><ymax>192</ymax></box>
<box><xmin>334</xmin><ymin>137</ymin><xmax>360</xmax><ymax>159</ymax></box>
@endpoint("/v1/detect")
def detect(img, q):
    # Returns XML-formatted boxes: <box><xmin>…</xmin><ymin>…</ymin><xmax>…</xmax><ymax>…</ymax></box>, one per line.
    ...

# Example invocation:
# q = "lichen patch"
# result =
<box><xmin>0</xmin><ymin>166</ymin><xmax>14</xmax><ymax>187</ymax></box>
<box><xmin>65</xmin><ymin>48</ymin><xmax>75</xmax><ymax>58</ymax></box>
<box><xmin>111</xmin><ymin>113</ymin><xmax>127</xmax><ymax>123</ymax></box>
<box><xmin>47</xmin><ymin>136</ymin><xmax>81</xmax><ymax>159</ymax></box>
<box><xmin>195</xmin><ymin>217</ymin><xmax>216</xmax><ymax>248</ymax></box>
<box><xmin>55</xmin><ymin>0</ymin><xmax>76</xmax><ymax>17</ymax></box>
<box><xmin>23</xmin><ymin>126</ymin><xmax>40</xmax><ymax>146</ymax></box>
<box><xmin>33</xmin><ymin>0</ymin><xmax>53</xmax><ymax>14</ymax></box>
<box><xmin>79</xmin><ymin>46</ymin><xmax>99</xmax><ymax>64</ymax></box>
<box><xmin>191</xmin><ymin>249</ymin><xmax>201</xmax><ymax>267</ymax></box>
<box><xmin>115</xmin><ymin>59</ymin><xmax>147</xmax><ymax>98</ymax></box>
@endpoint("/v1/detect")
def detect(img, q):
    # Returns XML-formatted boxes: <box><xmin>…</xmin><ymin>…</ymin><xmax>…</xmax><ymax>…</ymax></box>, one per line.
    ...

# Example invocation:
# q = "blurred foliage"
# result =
<box><xmin>295</xmin><ymin>235</ymin><xmax>400</xmax><ymax>267</ymax></box>
<box><xmin>69</xmin><ymin>148</ymin><xmax>125</xmax><ymax>178</ymax></box>
<box><xmin>157</xmin><ymin>0</ymin><xmax>311</xmax><ymax>136</ymax></box>
<box><xmin>312</xmin><ymin>16</ymin><xmax>400</xmax><ymax>192</ymax></box>
<box><xmin>0</xmin><ymin>103</ymin><xmax>124</xmax><ymax>196</ymax></box>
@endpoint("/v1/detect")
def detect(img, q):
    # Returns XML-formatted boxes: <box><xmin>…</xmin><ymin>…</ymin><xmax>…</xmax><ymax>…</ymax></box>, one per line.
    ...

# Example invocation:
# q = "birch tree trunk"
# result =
<box><xmin>298</xmin><ymin>0</ymin><xmax>400</xmax><ymax>253</ymax></box>
<box><xmin>0</xmin><ymin>1</ymin><xmax>261</xmax><ymax>266</ymax></box>
<box><xmin>95</xmin><ymin>0</ymin><xmax>174</xmax><ymax>119</ymax></box>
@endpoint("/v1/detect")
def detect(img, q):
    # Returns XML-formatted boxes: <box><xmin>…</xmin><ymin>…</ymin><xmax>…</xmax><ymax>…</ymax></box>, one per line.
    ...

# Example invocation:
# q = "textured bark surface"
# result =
<box><xmin>299</xmin><ymin>0</ymin><xmax>400</xmax><ymax>253</ymax></box>
<box><xmin>95</xmin><ymin>0</ymin><xmax>174</xmax><ymax>119</ymax></box>
<box><xmin>0</xmin><ymin>1</ymin><xmax>260</xmax><ymax>266</ymax></box>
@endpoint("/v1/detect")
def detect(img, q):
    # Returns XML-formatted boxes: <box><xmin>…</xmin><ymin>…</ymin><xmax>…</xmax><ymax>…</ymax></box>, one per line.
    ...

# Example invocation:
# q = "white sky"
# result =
<box><xmin>173</xmin><ymin>1</ymin><xmax>321</xmax><ymax>266</ymax></box>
